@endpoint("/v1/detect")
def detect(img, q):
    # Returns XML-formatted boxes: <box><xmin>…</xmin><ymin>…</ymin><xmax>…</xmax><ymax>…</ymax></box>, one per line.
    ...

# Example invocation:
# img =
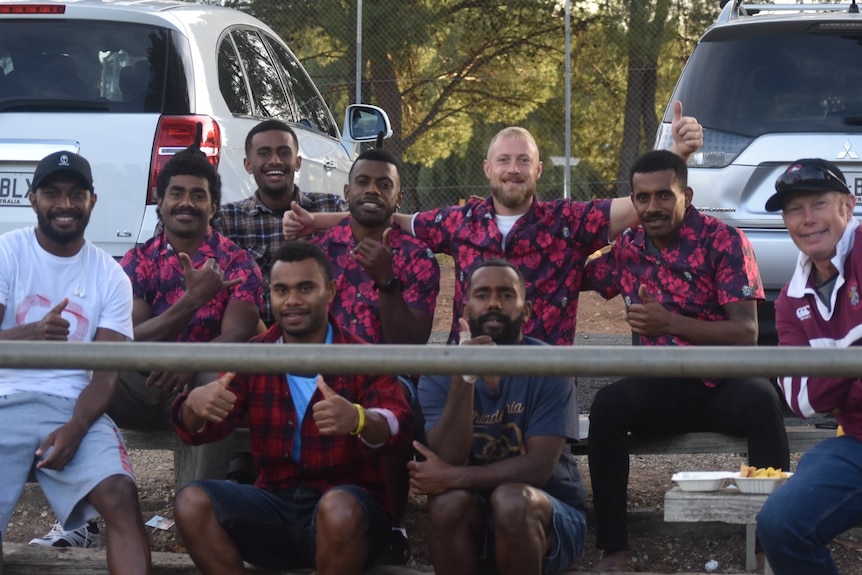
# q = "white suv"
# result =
<box><xmin>0</xmin><ymin>0</ymin><xmax>390</xmax><ymax>257</ymax></box>
<box><xmin>656</xmin><ymin>0</ymin><xmax>862</xmax><ymax>343</ymax></box>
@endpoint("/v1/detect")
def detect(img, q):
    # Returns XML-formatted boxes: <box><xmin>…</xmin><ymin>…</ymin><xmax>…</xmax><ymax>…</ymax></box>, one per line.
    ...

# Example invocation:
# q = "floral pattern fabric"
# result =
<box><xmin>412</xmin><ymin>196</ymin><xmax>612</xmax><ymax>345</ymax></box>
<box><xmin>312</xmin><ymin>218</ymin><xmax>440</xmax><ymax>343</ymax></box>
<box><xmin>120</xmin><ymin>228</ymin><xmax>262</xmax><ymax>343</ymax></box>
<box><xmin>583</xmin><ymin>205</ymin><xmax>764</xmax><ymax>352</ymax></box>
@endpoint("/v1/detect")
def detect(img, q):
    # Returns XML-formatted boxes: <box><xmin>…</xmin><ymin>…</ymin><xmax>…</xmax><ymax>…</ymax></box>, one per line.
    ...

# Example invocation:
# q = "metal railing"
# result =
<box><xmin>0</xmin><ymin>341</ymin><xmax>860</xmax><ymax>378</ymax></box>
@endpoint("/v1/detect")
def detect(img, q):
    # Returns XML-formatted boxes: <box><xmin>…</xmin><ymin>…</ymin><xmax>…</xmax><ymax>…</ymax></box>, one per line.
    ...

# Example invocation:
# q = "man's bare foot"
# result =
<box><xmin>591</xmin><ymin>549</ymin><xmax>631</xmax><ymax>572</ymax></box>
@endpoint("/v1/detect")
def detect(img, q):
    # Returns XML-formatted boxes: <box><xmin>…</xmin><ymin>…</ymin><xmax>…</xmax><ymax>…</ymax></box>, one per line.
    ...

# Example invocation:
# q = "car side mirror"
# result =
<box><xmin>343</xmin><ymin>104</ymin><xmax>392</xmax><ymax>145</ymax></box>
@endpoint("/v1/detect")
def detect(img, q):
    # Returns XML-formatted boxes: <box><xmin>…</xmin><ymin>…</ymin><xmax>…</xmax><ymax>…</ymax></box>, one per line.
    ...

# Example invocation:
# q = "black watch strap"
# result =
<box><xmin>375</xmin><ymin>276</ymin><xmax>401</xmax><ymax>293</ymax></box>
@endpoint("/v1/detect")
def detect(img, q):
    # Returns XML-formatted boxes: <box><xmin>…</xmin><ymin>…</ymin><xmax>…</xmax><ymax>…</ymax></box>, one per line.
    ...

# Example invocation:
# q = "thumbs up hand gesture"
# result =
<box><xmin>282</xmin><ymin>201</ymin><xmax>315</xmax><ymax>240</ymax></box>
<box><xmin>351</xmin><ymin>227</ymin><xmax>394</xmax><ymax>286</ymax></box>
<box><xmin>626</xmin><ymin>286</ymin><xmax>672</xmax><ymax>337</ymax></box>
<box><xmin>670</xmin><ymin>100</ymin><xmax>703</xmax><ymax>160</ymax></box>
<box><xmin>185</xmin><ymin>372</ymin><xmax>237</xmax><ymax>424</ymax></box>
<box><xmin>34</xmin><ymin>298</ymin><xmax>71</xmax><ymax>340</ymax></box>
<box><xmin>312</xmin><ymin>376</ymin><xmax>361</xmax><ymax>436</ymax></box>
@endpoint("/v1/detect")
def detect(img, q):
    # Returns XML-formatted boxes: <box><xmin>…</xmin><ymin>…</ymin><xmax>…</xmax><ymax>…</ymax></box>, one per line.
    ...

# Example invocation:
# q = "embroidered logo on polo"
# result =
<box><xmin>796</xmin><ymin>305</ymin><xmax>811</xmax><ymax>321</ymax></box>
<box><xmin>849</xmin><ymin>283</ymin><xmax>860</xmax><ymax>308</ymax></box>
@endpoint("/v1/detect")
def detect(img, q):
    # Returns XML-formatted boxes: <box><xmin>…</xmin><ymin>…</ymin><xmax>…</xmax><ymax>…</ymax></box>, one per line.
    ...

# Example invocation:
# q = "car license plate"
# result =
<box><xmin>0</xmin><ymin>173</ymin><xmax>33</xmax><ymax>206</ymax></box>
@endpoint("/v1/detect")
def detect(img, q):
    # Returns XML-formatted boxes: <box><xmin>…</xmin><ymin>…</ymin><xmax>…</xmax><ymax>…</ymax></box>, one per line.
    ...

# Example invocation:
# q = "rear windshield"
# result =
<box><xmin>0</xmin><ymin>20</ymin><xmax>189</xmax><ymax>113</ymax></box>
<box><xmin>667</xmin><ymin>25</ymin><xmax>862</xmax><ymax>137</ymax></box>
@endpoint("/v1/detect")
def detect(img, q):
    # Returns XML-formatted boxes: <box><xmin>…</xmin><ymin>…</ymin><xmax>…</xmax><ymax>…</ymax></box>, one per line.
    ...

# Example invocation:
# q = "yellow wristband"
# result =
<box><xmin>349</xmin><ymin>403</ymin><xmax>365</xmax><ymax>436</ymax></box>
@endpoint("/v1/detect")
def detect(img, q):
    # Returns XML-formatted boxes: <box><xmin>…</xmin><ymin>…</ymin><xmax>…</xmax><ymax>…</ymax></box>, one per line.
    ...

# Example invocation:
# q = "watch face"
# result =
<box><xmin>378</xmin><ymin>276</ymin><xmax>400</xmax><ymax>292</ymax></box>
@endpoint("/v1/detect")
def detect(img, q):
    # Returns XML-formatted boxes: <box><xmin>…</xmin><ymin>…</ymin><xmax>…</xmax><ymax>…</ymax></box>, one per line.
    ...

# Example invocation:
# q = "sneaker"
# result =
<box><xmin>377</xmin><ymin>527</ymin><xmax>412</xmax><ymax>565</ymax></box>
<box><xmin>29</xmin><ymin>520</ymin><xmax>101</xmax><ymax>548</ymax></box>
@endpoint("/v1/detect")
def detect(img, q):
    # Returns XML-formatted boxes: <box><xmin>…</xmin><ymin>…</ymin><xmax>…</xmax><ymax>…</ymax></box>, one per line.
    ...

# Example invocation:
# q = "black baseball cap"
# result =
<box><xmin>29</xmin><ymin>151</ymin><xmax>94</xmax><ymax>194</ymax></box>
<box><xmin>765</xmin><ymin>158</ymin><xmax>851</xmax><ymax>212</ymax></box>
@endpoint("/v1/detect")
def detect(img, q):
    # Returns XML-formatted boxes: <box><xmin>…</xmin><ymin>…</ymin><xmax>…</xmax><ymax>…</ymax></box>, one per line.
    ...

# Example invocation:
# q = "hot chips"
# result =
<box><xmin>739</xmin><ymin>464</ymin><xmax>788</xmax><ymax>479</ymax></box>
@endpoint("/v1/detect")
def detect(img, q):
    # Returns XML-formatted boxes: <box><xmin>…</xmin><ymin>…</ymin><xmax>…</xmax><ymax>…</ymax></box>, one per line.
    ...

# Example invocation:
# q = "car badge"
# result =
<box><xmin>837</xmin><ymin>140</ymin><xmax>859</xmax><ymax>160</ymax></box>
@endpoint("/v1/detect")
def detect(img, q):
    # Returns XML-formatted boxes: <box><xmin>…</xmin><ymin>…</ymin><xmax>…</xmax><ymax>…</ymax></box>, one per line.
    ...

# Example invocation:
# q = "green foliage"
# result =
<box><xmin>209</xmin><ymin>0</ymin><xmax>720</xmax><ymax>205</ymax></box>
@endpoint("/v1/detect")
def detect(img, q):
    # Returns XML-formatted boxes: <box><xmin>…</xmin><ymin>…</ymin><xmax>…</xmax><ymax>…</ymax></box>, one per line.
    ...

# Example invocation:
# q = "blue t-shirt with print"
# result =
<box><xmin>418</xmin><ymin>336</ymin><xmax>587</xmax><ymax>512</ymax></box>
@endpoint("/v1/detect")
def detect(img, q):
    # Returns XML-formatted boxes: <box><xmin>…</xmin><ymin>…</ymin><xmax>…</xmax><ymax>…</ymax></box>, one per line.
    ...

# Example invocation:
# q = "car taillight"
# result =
<box><xmin>655</xmin><ymin>124</ymin><xmax>753</xmax><ymax>169</ymax></box>
<box><xmin>148</xmin><ymin>115</ymin><xmax>221</xmax><ymax>204</ymax></box>
<box><xmin>0</xmin><ymin>4</ymin><xmax>65</xmax><ymax>14</ymax></box>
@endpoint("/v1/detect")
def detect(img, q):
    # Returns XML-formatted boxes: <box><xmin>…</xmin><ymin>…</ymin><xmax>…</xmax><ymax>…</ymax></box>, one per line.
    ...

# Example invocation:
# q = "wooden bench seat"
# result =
<box><xmin>119</xmin><ymin>425</ymin><xmax>834</xmax><ymax>490</ymax></box>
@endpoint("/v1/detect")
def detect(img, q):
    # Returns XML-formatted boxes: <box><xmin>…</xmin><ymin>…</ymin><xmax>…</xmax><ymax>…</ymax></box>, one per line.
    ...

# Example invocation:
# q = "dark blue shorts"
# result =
<box><xmin>477</xmin><ymin>490</ymin><xmax>587</xmax><ymax>575</ymax></box>
<box><xmin>182</xmin><ymin>481</ymin><xmax>391</xmax><ymax>569</ymax></box>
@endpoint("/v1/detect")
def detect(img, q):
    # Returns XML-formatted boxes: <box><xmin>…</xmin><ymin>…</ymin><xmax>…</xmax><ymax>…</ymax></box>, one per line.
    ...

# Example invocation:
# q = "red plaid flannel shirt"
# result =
<box><xmin>172</xmin><ymin>318</ymin><xmax>412</xmax><ymax>512</ymax></box>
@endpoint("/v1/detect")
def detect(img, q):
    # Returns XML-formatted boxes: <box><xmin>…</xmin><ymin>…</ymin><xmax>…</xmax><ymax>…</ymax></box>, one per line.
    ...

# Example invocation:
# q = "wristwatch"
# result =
<box><xmin>375</xmin><ymin>276</ymin><xmax>401</xmax><ymax>293</ymax></box>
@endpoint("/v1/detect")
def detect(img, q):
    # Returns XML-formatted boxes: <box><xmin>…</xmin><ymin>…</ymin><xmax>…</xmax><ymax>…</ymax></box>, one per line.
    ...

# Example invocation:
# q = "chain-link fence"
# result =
<box><xmin>214</xmin><ymin>0</ymin><xmax>722</xmax><ymax>208</ymax></box>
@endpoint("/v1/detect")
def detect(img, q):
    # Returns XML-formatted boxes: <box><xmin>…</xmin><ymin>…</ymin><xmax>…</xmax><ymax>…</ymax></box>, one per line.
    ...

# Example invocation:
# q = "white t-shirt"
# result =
<box><xmin>0</xmin><ymin>228</ymin><xmax>133</xmax><ymax>399</ymax></box>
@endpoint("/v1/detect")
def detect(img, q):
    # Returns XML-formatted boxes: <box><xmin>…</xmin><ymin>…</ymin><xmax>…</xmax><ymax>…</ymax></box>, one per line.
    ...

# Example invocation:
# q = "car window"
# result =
<box><xmin>230</xmin><ymin>28</ymin><xmax>292</xmax><ymax>119</ymax></box>
<box><xmin>667</xmin><ymin>27</ymin><xmax>862</xmax><ymax>137</ymax></box>
<box><xmin>266</xmin><ymin>36</ymin><xmax>338</xmax><ymax>138</ymax></box>
<box><xmin>0</xmin><ymin>21</ymin><xmax>186</xmax><ymax>114</ymax></box>
<box><xmin>217</xmin><ymin>35</ymin><xmax>252</xmax><ymax>115</ymax></box>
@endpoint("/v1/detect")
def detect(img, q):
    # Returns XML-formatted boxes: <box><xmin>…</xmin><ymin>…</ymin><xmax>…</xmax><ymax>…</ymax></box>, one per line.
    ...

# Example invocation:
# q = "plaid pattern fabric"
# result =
<box><xmin>216</xmin><ymin>187</ymin><xmax>347</xmax><ymax>325</ymax></box>
<box><xmin>172</xmin><ymin>319</ymin><xmax>412</xmax><ymax>513</ymax></box>
<box><xmin>120</xmin><ymin>228</ymin><xmax>262</xmax><ymax>343</ymax></box>
<box><xmin>312</xmin><ymin>218</ymin><xmax>440</xmax><ymax>343</ymax></box>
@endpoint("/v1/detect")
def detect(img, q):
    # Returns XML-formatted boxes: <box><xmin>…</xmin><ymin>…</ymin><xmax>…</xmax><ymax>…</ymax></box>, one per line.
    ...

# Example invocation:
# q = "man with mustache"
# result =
<box><xmin>309</xmin><ymin>147</ymin><xmax>439</xmax><ymax>564</ymax></box>
<box><xmin>581</xmin><ymin>150</ymin><xmax>789</xmax><ymax>572</ymax></box>
<box><xmin>106</xmin><ymin>148</ymin><xmax>262</xmax><ymax>478</ymax></box>
<box><xmin>1</xmin><ymin>151</ymin><xmax>151</xmax><ymax>573</ymax></box>
<box><xmin>409</xmin><ymin>259</ymin><xmax>588</xmax><ymax>575</ymax></box>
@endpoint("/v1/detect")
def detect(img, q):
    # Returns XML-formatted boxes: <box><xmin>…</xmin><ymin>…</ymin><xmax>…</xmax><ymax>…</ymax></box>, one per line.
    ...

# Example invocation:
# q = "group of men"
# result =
<box><xmin>0</xmin><ymin>100</ymin><xmax>859</xmax><ymax>575</ymax></box>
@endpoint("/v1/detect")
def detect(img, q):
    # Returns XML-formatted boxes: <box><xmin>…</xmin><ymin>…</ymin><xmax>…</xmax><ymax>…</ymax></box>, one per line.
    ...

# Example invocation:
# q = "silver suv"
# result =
<box><xmin>657</xmin><ymin>0</ymin><xmax>862</xmax><ymax>343</ymax></box>
<box><xmin>0</xmin><ymin>0</ymin><xmax>390</xmax><ymax>257</ymax></box>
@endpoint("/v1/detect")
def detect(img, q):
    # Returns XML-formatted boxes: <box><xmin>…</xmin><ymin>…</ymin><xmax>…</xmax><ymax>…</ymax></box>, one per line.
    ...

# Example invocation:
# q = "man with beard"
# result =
<box><xmin>103</xmin><ymin>148</ymin><xmax>261</xmax><ymax>481</ymax></box>
<box><xmin>409</xmin><ymin>259</ymin><xmax>587</xmax><ymax>575</ymax></box>
<box><xmin>580</xmin><ymin>150</ymin><xmax>789</xmax><ymax>572</ymax></box>
<box><xmin>309</xmin><ymin>147</ymin><xmax>439</xmax><ymax>564</ymax></box>
<box><xmin>171</xmin><ymin>240</ymin><xmax>412</xmax><ymax>575</ymax></box>
<box><xmin>0</xmin><ymin>152</ymin><xmax>152</xmax><ymax>573</ymax></box>
<box><xmin>283</xmin><ymin>101</ymin><xmax>703</xmax><ymax>345</ymax></box>
<box><xmin>218</xmin><ymin>120</ymin><xmax>347</xmax><ymax>326</ymax></box>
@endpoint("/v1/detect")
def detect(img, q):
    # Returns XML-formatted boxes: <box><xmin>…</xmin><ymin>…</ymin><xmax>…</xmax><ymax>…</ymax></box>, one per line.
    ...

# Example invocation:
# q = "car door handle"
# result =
<box><xmin>116</xmin><ymin>230</ymin><xmax>132</xmax><ymax>237</ymax></box>
<box><xmin>323</xmin><ymin>159</ymin><xmax>336</xmax><ymax>171</ymax></box>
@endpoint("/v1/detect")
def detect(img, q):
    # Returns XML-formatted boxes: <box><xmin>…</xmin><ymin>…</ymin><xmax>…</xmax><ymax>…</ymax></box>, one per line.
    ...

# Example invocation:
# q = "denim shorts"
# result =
<box><xmin>182</xmin><ymin>480</ymin><xmax>391</xmax><ymax>570</ymax></box>
<box><xmin>477</xmin><ymin>490</ymin><xmax>587</xmax><ymax>575</ymax></box>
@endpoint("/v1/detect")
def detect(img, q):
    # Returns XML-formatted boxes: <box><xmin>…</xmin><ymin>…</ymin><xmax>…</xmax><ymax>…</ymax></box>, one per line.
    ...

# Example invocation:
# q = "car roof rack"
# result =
<box><xmin>717</xmin><ymin>1</ymin><xmax>860</xmax><ymax>23</ymax></box>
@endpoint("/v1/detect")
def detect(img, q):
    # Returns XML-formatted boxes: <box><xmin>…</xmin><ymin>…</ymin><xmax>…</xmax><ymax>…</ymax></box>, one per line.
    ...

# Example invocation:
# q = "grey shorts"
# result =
<box><xmin>0</xmin><ymin>392</ymin><xmax>136</xmax><ymax>535</ymax></box>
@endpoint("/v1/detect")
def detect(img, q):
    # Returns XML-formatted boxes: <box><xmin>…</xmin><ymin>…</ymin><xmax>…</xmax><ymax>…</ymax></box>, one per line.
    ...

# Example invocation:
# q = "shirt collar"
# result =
<box><xmin>251</xmin><ymin>185</ymin><xmax>304</xmax><ymax>215</ymax></box>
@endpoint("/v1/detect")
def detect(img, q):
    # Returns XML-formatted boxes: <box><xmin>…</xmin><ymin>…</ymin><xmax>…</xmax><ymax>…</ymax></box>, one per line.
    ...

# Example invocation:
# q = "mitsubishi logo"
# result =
<box><xmin>837</xmin><ymin>140</ymin><xmax>859</xmax><ymax>160</ymax></box>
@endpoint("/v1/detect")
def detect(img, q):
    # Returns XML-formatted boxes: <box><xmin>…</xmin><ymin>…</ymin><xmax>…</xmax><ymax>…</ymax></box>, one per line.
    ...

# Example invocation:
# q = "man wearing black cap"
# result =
<box><xmin>0</xmin><ymin>152</ymin><xmax>152</xmax><ymax>573</ymax></box>
<box><xmin>756</xmin><ymin>158</ymin><xmax>862</xmax><ymax>575</ymax></box>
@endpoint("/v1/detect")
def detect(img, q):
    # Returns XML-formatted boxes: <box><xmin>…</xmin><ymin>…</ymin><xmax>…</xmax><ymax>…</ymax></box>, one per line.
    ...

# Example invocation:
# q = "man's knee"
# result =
<box><xmin>490</xmin><ymin>483</ymin><xmax>544</xmax><ymax>530</ymax></box>
<box><xmin>89</xmin><ymin>474</ymin><xmax>140</xmax><ymax>517</ymax></box>
<box><xmin>174</xmin><ymin>485</ymin><xmax>216</xmax><ymax>526</ymax></box>
<box><xmin>316</xmin><ymin>489</ymin><xmax>365</xmax><ymax>538</ymax></box>
<box><xmin>427</xmin><ymin>489</ymin><xmax>475</xmax><ymax>527</ymax></box>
